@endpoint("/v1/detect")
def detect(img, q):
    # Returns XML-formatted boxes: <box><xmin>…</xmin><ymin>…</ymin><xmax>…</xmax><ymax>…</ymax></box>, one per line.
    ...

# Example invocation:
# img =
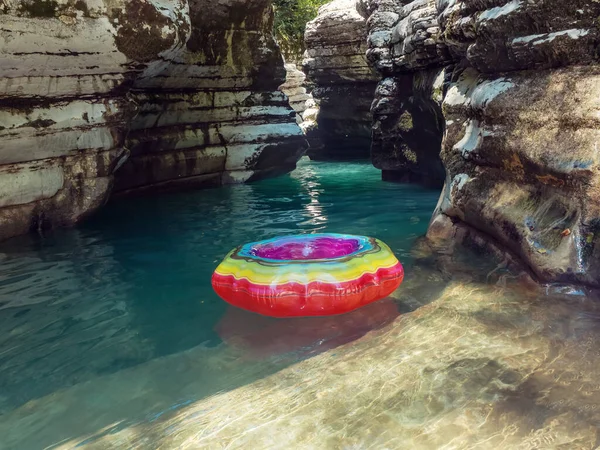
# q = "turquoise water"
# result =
<box><xmin>0</xmin><ymin>159</ymin><xmax>440</xmax><ymax>447</ymax></box>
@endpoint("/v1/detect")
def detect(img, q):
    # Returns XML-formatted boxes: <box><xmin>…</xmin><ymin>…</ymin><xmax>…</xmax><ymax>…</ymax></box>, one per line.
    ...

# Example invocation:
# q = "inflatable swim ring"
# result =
<box><xmin>211</xmin><ymin>233</ymin><xmax>404</xmax><ymax>317</ymax></box>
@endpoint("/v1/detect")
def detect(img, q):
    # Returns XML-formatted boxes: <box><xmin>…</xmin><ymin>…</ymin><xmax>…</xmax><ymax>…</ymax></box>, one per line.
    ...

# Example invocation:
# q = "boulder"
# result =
<box><xmin>303</xmin><ymin>0</ymin><xmax>379</xmax><ymax>160</ymax></box>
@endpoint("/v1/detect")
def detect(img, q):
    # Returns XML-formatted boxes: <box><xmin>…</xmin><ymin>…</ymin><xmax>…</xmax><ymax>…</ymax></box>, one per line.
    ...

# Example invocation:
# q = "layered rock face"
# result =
<box><xmin>303</xmin><ymin>0</ymin><xmax>379</xmax><ymax>160</ymax></box>
<box><xmin>116</xmin><ymin>0</ymin><xmax>307</xmax><ymax>194</ymax></box>
<box><xmin>0</xmin><ymin>0</ymin><xmax>142</xmax><ymax>239</ymax></box>
<box><xmin>362</xmin><ymin>0</ymin><xmax>449</xmax><ymax>186</ymax></box>
<box><xmin>279</xmin><ymin>63</ymin><xmax>321</xmax><ymax>150</ymax></box>
<box><xmin>0</xmin><ymin>0</ymin><xmax>305</xmax><ymax>239</ymax></box>
<box><xmin>427</xmin><ymin>1</ymin><xmax>600</xmax><ymax>286</ymax></box>
<box><xmin>279</xmin><ymin>64</ymin><xmax>311</xmax><ymax>123</ymax></box>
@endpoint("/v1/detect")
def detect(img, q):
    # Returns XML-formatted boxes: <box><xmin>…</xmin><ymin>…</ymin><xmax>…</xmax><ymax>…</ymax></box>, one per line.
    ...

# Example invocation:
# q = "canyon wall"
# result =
<box><xmin>428</xmin><ymin>0</ymin><xmax>600</xmax><ymax>286</ymax></box>
<box><xmin>362</xmin><ymin>0</ymin><xmax>448</xmax><ymax>186</ymax></box>
<box><xmin>0</xmin><ymin>0</ymin><xmax>306</xmax><ymax>239</ymax></box>
<box><xmin>115</xmin><ymin>0</ymin><xmax>307</xmax><ymax>195</ymax></box>
<box><xmin>360</xmin><ymin>0</ymin><xmax>600</xmax><ymax>286</ymax></box>
<box><xmin>303</xmin><ymin>0</ymin><xmax>379</xmax><ymax>160</ymax></box>
<box><xmin>279</xmin><ymin>64</ymin><xmax>311</xmax><ymax>123</ymax></box>
<box><xmin>0</xmin><ymin>0</ymin><xmax>140</xmax><ymax>239</ymax></box>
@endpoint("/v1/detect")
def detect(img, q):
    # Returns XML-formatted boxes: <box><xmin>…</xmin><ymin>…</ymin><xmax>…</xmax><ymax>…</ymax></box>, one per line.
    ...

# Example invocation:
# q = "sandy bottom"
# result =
<box><xmin>2</xmin><ymin>260</ymin><xmax>600</xmax><ymax>450</ymax></box>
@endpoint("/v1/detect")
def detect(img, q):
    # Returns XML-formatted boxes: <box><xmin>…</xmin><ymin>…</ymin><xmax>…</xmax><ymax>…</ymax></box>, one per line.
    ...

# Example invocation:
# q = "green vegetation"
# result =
<box><xmin>273</xmin><ymin>0</ymin><xmax>329</xmax><ymax>62</ymax></box>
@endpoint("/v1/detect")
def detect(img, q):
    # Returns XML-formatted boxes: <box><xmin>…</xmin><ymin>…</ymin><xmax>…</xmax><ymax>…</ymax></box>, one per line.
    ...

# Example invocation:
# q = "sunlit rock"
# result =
<box><xmin>279</xmin><ymin>63</ymin><xmax>311</xmax><ymax>123</ymax></box>
<box><xmin>430</xmin><ymin>1</ymin><xmax>600</xmax><ymax>286</ymax></box>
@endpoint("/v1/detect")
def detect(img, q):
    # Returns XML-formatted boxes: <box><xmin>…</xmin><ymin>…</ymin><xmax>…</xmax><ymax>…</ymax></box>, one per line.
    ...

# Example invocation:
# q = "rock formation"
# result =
<box><xmin>428</xmin><ymin>0</ymin><xmax>600</xmax><ymax>286</ymax></box>
<box><xmin>279</xmin><ymin>63</ymin><xmax>322</xmax><ymax>151</ymax></box>
<box><xmin>360</xmin><ymin>0</ymin><xmax>600</xmax><ymax>286</ymax></box>
<box><xmin>279</xmin><ymin>63</ymin><xmax>311</xmax><ymax>123</ymax></box>
<box><xmin>0</xmin><ymin>0</ymin><xmax>306</xmax><ymax>240</ymax></box>
<box><xmin>115</xmin><ymin>0</ymin><xmax>307</xmax><ymax>195</ymax></box>
<box><xmin>303</xmin><ymin>0</ymin><xmax>379</xmax><ymax>160</ymax></box>
<box><xmin>0</xmin><ymin>0</ymin><xmax>138</xmax><ymax>240</ymax></box>
<box><xmin>362</xmin><ymin>0</ymin><xmax>449</xmax><ymax>186</ymax></box>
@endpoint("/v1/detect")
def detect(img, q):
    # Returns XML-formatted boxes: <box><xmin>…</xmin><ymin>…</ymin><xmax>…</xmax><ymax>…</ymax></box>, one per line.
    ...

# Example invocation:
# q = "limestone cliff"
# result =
<box><xmin>428</xmin><ymin>0</ymin><xmax>600</xmax><ymax>286</ymax></box>
<box><xmin>303</xmin><ymin>0</ymin><xmax>378</xmax><ymax>160</ymax></box>
<box><xmin>360</xmin><ymin>0</ymin><xmax>600</xmax><ymax>286</ymax></box>
<box><xmin>279</xmin><ymin>64</ymin><xmax>311</xmax><ymax>123</ymax></box>
<box><xmin>116</xmin><ymin>0</ymin><xmax>307</xmax><ymax>194</ymax></box>
<box><xmin>0</xmin><ymin>0</ymin><xmax>141</xmax><ymax>239</ymax></box>
<box><xmin>0</xmin><ymin>0</ymin><xmax>306</xmax><ymax>240</ymax></box>
<box><xmin>362</xmin><ymin>0</ymin><xmax>449</xmax><ymax>186</ymax></box>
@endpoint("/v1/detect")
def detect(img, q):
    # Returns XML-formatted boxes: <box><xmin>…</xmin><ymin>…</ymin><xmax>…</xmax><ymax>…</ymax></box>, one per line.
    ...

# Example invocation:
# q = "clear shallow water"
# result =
<box><xmin>0</xmin><ymin>158</ymin><xmax>441</xmax><ymax>448</ymax></box>
<box><xmin>3</xmin><ymin>159</ymin><xmax>600</xmax><ymax>450</ymax></box>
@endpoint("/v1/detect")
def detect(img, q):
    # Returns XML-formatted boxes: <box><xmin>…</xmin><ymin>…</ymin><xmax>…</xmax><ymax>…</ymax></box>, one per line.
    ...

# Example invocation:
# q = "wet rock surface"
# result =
<box><xmin>0</xmin><ymin>0</ymin><xmax>306</xmax><ymax>239</ymax></box>
<box><xmin>302</xmin><ymin>0</ymin><xmax>379</xmax><ymax>160</ymax></box>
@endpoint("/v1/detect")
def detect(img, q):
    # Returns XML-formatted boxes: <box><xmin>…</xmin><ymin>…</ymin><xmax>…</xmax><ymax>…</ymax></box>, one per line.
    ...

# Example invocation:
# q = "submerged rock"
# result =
<box><xmin>10</xmin><ymin>268</ymin><xmax>600</xmax><ymax>449</ymax></box>
<box><xmin>303</xmin><ymin>0</ymin><xmax>379</xmax><ymax>160</ymax></box>
<box><xmin>0</xmin><ymin>0</ymin><xmax>307</xmax><ymax>239</ymax></box>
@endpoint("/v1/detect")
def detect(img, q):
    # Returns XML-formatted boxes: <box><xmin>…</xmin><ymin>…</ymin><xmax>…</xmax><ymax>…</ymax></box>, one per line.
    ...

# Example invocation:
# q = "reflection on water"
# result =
<box><xmin>216</xmin><ymin>299</ymin><xmax>400</xmax><ymax>361</ymax></box>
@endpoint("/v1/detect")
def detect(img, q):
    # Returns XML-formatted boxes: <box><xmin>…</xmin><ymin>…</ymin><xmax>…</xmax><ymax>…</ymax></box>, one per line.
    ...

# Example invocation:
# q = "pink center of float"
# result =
<box><xmin>252</xmin><ymin>237</ymin><xmax>360</xmax><ymax>261</ymax></box>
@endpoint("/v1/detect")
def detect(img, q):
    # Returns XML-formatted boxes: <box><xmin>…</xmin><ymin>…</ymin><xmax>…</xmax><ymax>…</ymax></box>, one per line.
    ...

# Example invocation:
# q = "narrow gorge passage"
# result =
<box><xmin>1</xmin><ymin>0</ymin><xmax>600</xmax><ymax>448</ymax></box>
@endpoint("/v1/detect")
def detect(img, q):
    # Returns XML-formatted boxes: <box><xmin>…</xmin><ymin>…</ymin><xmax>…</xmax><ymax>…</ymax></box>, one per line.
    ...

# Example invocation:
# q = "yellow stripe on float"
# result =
<box><xmin>214</xmin><ymin>240</ymin><xmax>400</xmax><ymax>284</ymax></box>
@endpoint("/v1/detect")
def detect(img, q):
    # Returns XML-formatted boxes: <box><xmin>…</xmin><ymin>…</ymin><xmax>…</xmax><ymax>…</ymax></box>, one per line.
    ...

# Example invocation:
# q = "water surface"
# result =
<box><xmin>0</xmin><ymin>159</ymin><xmax>441</xmax><ymax>449</ymax></box>
<box><xmin>1</xmin><ymin>159</ymin><xmax>599</xmax><ymax>449</ymax></box>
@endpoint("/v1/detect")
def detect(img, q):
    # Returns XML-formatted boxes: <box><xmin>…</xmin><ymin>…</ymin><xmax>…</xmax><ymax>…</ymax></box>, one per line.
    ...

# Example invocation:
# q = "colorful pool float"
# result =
<box><xmin>211</xmin><ymin>233</ymin><xmax>404</xmax><ymax>317</ymax></box>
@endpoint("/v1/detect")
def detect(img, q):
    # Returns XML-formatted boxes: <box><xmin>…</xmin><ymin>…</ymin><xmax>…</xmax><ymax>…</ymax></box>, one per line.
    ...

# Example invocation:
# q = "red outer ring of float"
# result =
<box><xmin>211</xmin><ymin>262</ymin><xmax>404</xmax><ymax>318</ymax></box>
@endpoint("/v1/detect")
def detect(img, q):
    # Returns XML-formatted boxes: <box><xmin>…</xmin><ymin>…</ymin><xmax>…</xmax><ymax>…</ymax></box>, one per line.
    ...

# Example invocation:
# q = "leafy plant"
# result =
<box><xmin>272</xmin><ymin>0</ymin><xmax>329</xmax><ymax>63</ymax></box>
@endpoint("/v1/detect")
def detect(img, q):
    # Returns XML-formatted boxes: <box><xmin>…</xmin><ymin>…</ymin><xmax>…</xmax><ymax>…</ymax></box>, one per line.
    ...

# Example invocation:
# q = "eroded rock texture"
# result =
<box><xmin>279</xmin><ymin>64</ymin><xmax>311</xmax><ymax>122</ymax></box>
<box><xmin>0</xmin><ymin>0</ymin><xmax>306</xmax><ymax>239</ymax></box>
<box><xmin>303</xmin><ymin>0</ymin><xmax>379</xmax><ymax>160</ymax></box>
<box><xmin>0</xmin><ymin>0</ymin><xmax>140</xmax><ymax>239</ymax></box>
<box><xmin>363</xmin><ymin>0</ymin><xmax>449</xmax><ymax>186</ymax></box>
<box><xmin>116</xmin><ymin>0</ymin><xmax>307</xmax><ymax>194</ymax></box>
<box><xmin>428</xmin><ymin>1</ymin><xmax>600</xmax><ymax>286</ymax></box>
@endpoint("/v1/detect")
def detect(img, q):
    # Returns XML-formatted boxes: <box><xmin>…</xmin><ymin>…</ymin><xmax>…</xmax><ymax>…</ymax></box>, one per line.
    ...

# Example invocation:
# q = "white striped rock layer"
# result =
<box><xmin>0</xmin><ymin>0</ymin><xmax>306</xmax><ymax>240</ymax></box>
